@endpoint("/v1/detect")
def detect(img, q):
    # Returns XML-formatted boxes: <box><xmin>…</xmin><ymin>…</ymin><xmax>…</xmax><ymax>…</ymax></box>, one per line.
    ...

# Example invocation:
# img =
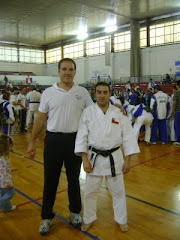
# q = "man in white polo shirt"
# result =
<box><xmin>27</xmin><ymin>58</ymin><xmax>93</xmax><ymax>235</ymax></box>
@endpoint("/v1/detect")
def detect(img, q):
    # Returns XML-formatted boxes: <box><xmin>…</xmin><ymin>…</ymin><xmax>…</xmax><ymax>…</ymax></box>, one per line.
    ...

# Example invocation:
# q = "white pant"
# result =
<box><xmin>169</xmin><ymin>118</ymin><xmax>176</xmax><ymax>141</ymax></box>
<box><xmin>83</xmin><ymin>174</ymin><xmax>127</xmax><ymax>225</ymax></box>
<box><xmin>26</xmin><ymin>110</ymin><xmax>38</xmax><ymax>127</ymax></box>
<box><xmin>133</xmin><ymin>113</ymin><xmax>153</xmax><ymax>142</ymax></box>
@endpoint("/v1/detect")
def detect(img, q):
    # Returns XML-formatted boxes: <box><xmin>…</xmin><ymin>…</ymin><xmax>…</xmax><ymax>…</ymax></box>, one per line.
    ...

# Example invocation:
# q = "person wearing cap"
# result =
<box><xmin>150</xmin><ymin>85</ymin><xmax>169</xmax><ymax>144</ymax></box>
<box><xmin>75</xmin><ymin>82</ymin><xmax>140</xmax><ymax>233</ymax></box>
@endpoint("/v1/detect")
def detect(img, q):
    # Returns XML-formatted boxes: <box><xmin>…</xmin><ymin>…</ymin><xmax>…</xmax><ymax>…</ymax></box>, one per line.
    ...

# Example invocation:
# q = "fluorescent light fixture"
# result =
<box><xmin>77</xmin><ymin>31</ymin><xmax>88</xmax><ymax>40</ymax></box>
<box><xmin>105</xmin><ymin>24</ymin><xmax>117</xmax><ymax>33</ymax></box>
<box><xmin>77</xmin><ymin>23</ymin><xmax>88</xmax><ymax>40</ymax></box>
<box><xmin>105</xmin><ymin>15</ymin><xmax>117</xmax><ymax>33</ymax></box>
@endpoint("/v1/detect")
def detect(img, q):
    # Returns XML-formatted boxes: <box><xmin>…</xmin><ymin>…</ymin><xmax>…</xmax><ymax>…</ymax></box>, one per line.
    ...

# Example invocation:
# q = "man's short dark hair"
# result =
<box><xmin>95</xmin><ymin>82</ymin><xmax>110</xmax><ymax>92</ymax></box>
<box><xmin>58</xmin><ymin>58</ymin><xmax>76</xmax><ymax>70</ymax></box>
<box><xmin>154</xmin><ymin>85</ymin><xmax>161</xmax><ymax>91</ymax></box>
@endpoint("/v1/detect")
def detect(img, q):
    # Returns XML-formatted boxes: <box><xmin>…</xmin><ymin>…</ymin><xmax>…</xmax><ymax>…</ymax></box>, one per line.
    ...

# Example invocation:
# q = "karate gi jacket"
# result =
<box><xmin>75</xmin><ymin>103</ymin><xmax>140</xmax><ymax>176</ymax></box>
<box><xmin>150</xmin><ymin>91</ymin><xmax>169</xmax><ymax>120</ymax></box>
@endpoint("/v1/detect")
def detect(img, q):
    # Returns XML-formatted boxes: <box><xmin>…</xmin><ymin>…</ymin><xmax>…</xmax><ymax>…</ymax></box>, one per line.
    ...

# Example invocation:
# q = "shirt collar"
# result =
<box><xmin>53</xmin><ymin>82</ymin><xmax>77</xmax><ymax>92</ymax></box>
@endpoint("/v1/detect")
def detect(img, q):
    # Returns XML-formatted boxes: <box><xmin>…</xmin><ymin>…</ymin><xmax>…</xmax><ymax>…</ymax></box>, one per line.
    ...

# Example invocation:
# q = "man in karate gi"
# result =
<box><xmin>131</xmin><ymin>103</ymin><xmax>154</xmax><ymax>145</ymax></box>
<box><xmin>150</xmin><ymin>85</ymin><xmax>169</xmax><ymax>144</ymax></box>
<box><xmin>75</xmin><ymin>82</ymin><xmax>140</xmax><ymax>232</ymax></box>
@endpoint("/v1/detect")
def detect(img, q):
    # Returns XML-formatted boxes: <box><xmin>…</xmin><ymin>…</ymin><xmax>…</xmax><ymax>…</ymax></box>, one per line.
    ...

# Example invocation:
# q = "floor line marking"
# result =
<box><xmin>13</xmin><ymin>150</ymin><xmax>180</xmax><ymax>217</ymax></box>
<box><xmin>14</xmin><ymin>188</ymin><xmax>100</xmax><ymax>240</ymax></box>
<box><xmin>100</xmin><ymin>185</ymin><xmax>180</xmax><ymax>217</ymax></box>
<box><xmin>131</xmin><ymin>149</ymin><xmax>180</xmax><ymax>168</ymax></box>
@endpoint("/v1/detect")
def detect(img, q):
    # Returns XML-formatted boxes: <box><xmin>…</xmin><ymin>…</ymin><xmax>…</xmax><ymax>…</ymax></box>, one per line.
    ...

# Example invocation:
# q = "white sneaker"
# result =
<box><xmin>39</xmin><ymin>219</ymin><xmax>53</xmax><ymax>235</ymax></box>
<box><xmin>173</xmin><ymin>142</ymin><xmax>180</xmax><ymax>146</ymax></box>
<box><xmin>10</xmin><ymin>205</ymin><xmax>16</xmax><ymax>211</ymax></box>
<box><xmin>70</xmin><ymin>212</ymin><xmax>82</xmax><ymax>226</ymax></box>
<box><xmin>151</xmin><ymin>142</ymin><xmax>156</xmax><ymax>145</ymax></box>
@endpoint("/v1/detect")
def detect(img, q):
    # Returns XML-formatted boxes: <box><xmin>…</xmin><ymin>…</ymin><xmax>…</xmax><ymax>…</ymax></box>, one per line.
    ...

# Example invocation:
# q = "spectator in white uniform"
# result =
<box><xmin>18</xmin><ymin>88</ymin><xmax>27</xmax><ymax>132</ymax></box>
<box><xmin>0</xmin><ymin>89</ymin><xmax>3</xmax><ymax>104</ymax></box>
<box><xmin>131</xmin><ymin>104</ymin><xmax>153</xmax><ymax>145</ymax></box>
<box><xmin>1</xmin><ymin>92</ymin><xmax>15</xmax><ymax>136</ymax></box>
<box><xmin>26</xmin><ymin>87</ymin><xmax>41</xmax><ymax>129</ymax></box>
<box><xmin>27</xmin><ymin>58</ymin><xmax>93</xmax><ymax>235</ymax></box>
<box><xmin>10</xmin><ymin>87</ymin><xmax>20</xmax><ymax>134</ymax></box>
<box><xmin>75</xmin><ymin>82</ymin><xmax>140</xmax><ymax>232</ymax></box>
<box><xmin>167</xmin><ymin>86</ymin><xmax>177</xmax><ymax>142</ymax></box>
<box><xmin>148</xmin><ymin>78</ymin><xmax>156</xmax><ymax>90</ymax></box>
<box><xmin>150</xmin><ymin>85</ymin><xmax>169</xmax><ymax>144</ymax></box>
<box><xmin>125</xmin><ymin>81</ymin><xmax>131</xmax><ymax>91</ymax></box>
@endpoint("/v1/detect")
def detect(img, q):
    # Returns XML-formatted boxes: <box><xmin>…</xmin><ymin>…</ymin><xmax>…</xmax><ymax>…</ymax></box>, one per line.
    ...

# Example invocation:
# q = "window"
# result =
<box><xmin>114</xmin><ymin>31</ymin><xmax>130</xmax><ymax>52</ymax></box>
<box><xmin>174</xmin><ymin>19</ymin><xmax>180</xmax><ymax>42</ymax></box>
<box><xmin>150</xmin><ymin>19</ymin><xmax>180</xmax><ymax>46</ymax></box>
<box><xmin>86</xmin><ymin>36</ymin><xmax>111</xmax><ymax>56</ymax></box>
<box><xmin>0</xmin><ymin>46</ymin><xmax>18</xmax><ymax>62</ymax></box>
<box><xmin>19</xmin><ymin>48</ymin><xmax>44</xmax><ymax>64</ymax></box>
<box><xmin>140</xmin><ymin>27</ymin><xmax>147</xmax><ymax>48</ymax></box>
<box><xmin>46</xmin><ymin>47</ymin><xmax>61</xmax><ymax>63</ymax></box>
<box><xmin>64</xmin><ymin>42</ymin><xmax>84</xmax><ymax>59</ymax></box>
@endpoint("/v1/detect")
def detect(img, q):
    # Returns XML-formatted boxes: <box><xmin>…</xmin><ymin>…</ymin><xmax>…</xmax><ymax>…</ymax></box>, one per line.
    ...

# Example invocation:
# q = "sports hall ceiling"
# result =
<box><xmin>0</xmin><ymin>0</ymin><xmax>180</xmax><ymax>47</ymax></box>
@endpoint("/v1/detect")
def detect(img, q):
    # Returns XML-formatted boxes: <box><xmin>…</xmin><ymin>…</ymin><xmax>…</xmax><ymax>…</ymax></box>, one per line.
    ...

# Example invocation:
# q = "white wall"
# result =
<box><xmin>141</xmin><ymin>44</ymin><xmax>180</xmax><ymax>76</ymax></box>
<box><xmin>74</xmin><ymin>43</ymin><xmax>180</xmax><ymax>84</ymax></box>
<box><xmin>0</xmin><ymin>43</ymin><xmax>180</xmax><ymax>85</ymax></box>
<box><xmin>0</xmin><ymin>62</ymin><xmax>46</xmax><ymax>76</ymax></box>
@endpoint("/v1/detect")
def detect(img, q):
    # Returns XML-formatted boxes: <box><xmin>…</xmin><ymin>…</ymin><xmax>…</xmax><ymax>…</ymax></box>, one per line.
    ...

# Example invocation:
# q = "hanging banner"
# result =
<box><xmin>175</xmin><ymin>61</ymin><xmax>180</xmax><ymax>77</ymax></box>
<box><xmin>105</xmin><ymin>42</ymin><xmax>111</xmax><ymax>66</ymax></box>
<box><xmin>26</xmin><ymin>77</ymin><xmax>33</xmax><ymax>84</ymax></box>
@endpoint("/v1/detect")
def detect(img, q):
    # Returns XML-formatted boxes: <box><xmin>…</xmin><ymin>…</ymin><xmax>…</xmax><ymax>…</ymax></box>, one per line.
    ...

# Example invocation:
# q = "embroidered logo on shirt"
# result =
<box><xmin>112</xmin><ymin>118</ymin><xmax>119</xmax><ymax>124</ymax></box>
<box><xmin>75</xmin><ymin>95</ymin><xmax>81</xmax><ymax>100</ymax></box>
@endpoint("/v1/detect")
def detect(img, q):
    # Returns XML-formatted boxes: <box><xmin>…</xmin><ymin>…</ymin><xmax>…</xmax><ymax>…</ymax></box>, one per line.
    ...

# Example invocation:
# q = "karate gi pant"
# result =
<box><xmin>175</xmin><ymin>111</ymin><xmax>180</xmax><ymax>142</ymax></box>
<box><xmin>83</xmin><ymin>174</ymin><xmax>127</xmax><ymax>225</ymax></box>
<box><xmin>133</xmin><ymin>113</ymin><xmax>153</xmax><ymax>143</ymax></box>
<box><xmin>168</xmin><ymin>118</ymin><xmax>176</xmax><ymax>142</ymax></box>
<box><xmin>26</xmin><ymin>110</ymin><xmax>38</xmax><ymax>127</ymax></box>
<box><xmin>150</xmin><ymin>118</ymin><xmax>167</xmax><ymax>143</ymax></box>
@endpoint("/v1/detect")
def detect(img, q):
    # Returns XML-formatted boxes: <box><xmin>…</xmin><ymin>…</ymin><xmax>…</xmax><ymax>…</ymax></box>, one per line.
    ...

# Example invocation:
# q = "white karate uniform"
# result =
<box><xmin>125</xmin><ymin>104</ymin><xmax>135</xmax><ymax>122</ymax></box>
<box><xmin>10</xmin><ymin>94</ymin><xmax>20</xmax><ymax>133</ymax></box>
<box><xmin>150</xmin><ymin>91</ymin><xmax>168</xmax><ymax>120</ymax></box>
<box><xmin>168</xmin><ymin>94</ymin><xmax>176</xmax><ymax>141</ymax></box>
<box><xmin>110</xmin><ymin>96</ymin><xmax>122</xmax><ymax>105</ymax></box>
<box><xmin>132</xmin><ymin>105</ymin><xmax>154</xmax><ymax>143</ymax></box>
<box><xmin>26</xmin><ymin>90</ymin><xmax>41</xmax><ymax>126</ymax></box>
<box><xmin>75</xmin><ymin>103</ymin><xmax>140</xmax><ymax>225</ymax></box>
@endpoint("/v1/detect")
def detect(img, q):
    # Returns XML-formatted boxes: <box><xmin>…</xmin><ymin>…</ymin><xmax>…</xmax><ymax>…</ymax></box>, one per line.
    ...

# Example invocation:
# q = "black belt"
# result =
<box><xmin>88</xmin><ymin>146</ymin><xmax>120</xmax><ymax>177</ymax></box>
<box><xmin>30</xmin><ymin>101</ymin><xmax>40</xmax><ymax>103</ymax></box>
<box><xmin>46</xmin><ymin>131</ymin><xmax>76</xmax><ymax>136</ymax></box>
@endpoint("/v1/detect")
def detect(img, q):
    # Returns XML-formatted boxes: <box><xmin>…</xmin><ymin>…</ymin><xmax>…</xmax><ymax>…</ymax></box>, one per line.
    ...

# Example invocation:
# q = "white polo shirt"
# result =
<box><xmin>39</xmin><ymin>83</ymin><xmax>93</xmax><ymax>132</ymax></box>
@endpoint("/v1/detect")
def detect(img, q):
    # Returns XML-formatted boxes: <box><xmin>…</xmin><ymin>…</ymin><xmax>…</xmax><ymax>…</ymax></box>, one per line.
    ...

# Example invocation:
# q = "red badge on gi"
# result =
<box><xmin>112</xmin><ymin>118</ymin><xmax>119</xmax><ymax>124</ymax></box>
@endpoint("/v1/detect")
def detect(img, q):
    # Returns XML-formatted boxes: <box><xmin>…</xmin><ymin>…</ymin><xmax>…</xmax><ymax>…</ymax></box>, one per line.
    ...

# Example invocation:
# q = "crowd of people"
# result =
<box><xmin>98</xmin><ymin>80</ymin><xmax>180</xmax><ymax>146</ymax></box>
<box><xmin>0</xmin><ymin>87</ymin><xmax>43</xmax><ymax>136</ymax></box>
<box><xmin>0</xmin><ymin>58</ymin><xmax>179</xmax><ymax>237</ymax></box>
